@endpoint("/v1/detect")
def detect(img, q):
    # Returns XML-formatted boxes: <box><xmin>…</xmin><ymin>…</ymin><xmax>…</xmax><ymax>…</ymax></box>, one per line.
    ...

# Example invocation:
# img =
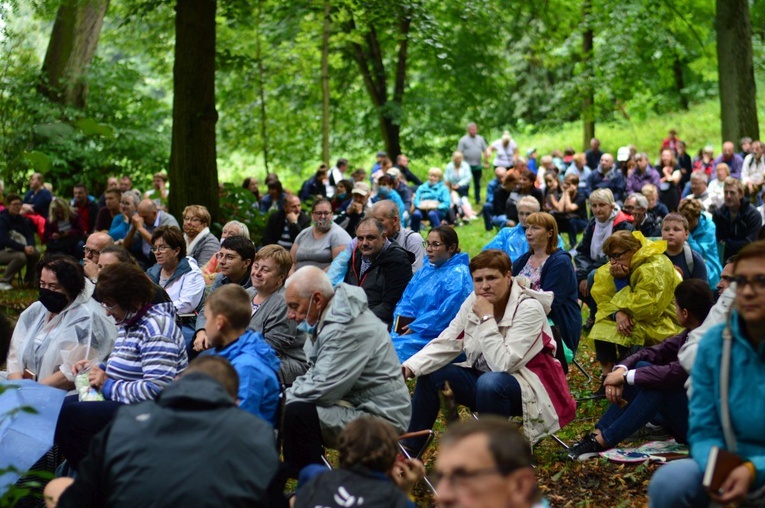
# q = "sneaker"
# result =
<box><xmin>624</xmin><ymin>423</ymin><xmax>671</xmax><ymax>443</ymax></box>
<box><xmin>566</xmin><ymin>434</ymin><xmax>605</xmax><ymax>461</ymax></box>
<box><xmin>0</xmin><ymin>282</ymin><xmax>13</xmax><ymax>291</ymax></box>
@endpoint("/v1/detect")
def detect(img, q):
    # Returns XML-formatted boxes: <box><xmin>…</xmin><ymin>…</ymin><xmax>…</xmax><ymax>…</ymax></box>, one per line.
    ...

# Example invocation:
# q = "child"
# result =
<box><xmin>661</xmin><ymin>213</ymin><xmax>708</xmax><ymax>282</ymax></box>
<box><xmin>294</xmin><ymin>417</ymin><xmax>424</xmax><ymax>508</ymax></box>
<box><xmin>641</xmin><ymin>183</ymin><xmax>668</xmax><ymax>220</ymax></box>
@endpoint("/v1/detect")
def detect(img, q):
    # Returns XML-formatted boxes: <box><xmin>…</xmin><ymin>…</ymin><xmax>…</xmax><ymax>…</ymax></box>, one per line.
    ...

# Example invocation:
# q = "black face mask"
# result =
<box><xmin>38</xmin><ymin>288</ymin><xmax>70</xmax><ymax>313</ymax></box>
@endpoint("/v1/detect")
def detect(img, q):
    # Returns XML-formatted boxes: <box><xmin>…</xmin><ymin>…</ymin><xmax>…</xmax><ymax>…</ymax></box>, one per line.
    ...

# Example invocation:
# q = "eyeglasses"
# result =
<box><xmin>428</xmin><ymin>467</ymin><xmax>504</xmax><ymax>489</ymax></box>
<box><xmin>423</xmin><ymin>241</ymin><xmax>444</xmax><ymax>249</ymax></box>
<box><xmin>733</xmin><ymin>275</ymin><xmax>765</xmax><ymax>293</ymax></box>
<box><xmin>218</xmin><ymin>253</ymin><xmax>241</xmax><ymax>262</ymax></box>
<box><xmin>100</xmin><ymin>301</ymin><xmax>118</xmax><ymax>312</ymax></box>
<box><xmin>151</xmin><ymin>245</ymin><xmax>170</xmax><ymax>253</ymax></box>
<box><xmin>606</xmin><ymin>250</ymin><xmax>630</xmax><ymax>262</ymax></box>
<box><xmin>183</xmin><ymin>216</ymin><xmax>202</xmax><ymax>223</ymax></box>
<box><xmin>312</xmin><ymin>211</ymin><xmax>332</xmax><ymax>217</ymax></box>
<box><xmin>83</xmin><ymin>246</ymin><xmax>101</xmax><ymax>257</ymax></box>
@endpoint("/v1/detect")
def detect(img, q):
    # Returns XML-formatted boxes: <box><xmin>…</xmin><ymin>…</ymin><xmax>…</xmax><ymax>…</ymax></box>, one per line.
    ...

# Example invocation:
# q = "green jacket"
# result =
<box><xmin>590</xmin><ymin>232</ymin><xmax>683</xmax><ymax>348</ymax></box>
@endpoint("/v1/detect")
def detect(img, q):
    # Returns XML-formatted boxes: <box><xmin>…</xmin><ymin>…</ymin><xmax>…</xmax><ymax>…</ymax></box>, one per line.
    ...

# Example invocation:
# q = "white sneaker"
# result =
<box><xmin>0</xmin><ymin>282</ymin><xmax>12</xmax><ymax>290</ymax></box>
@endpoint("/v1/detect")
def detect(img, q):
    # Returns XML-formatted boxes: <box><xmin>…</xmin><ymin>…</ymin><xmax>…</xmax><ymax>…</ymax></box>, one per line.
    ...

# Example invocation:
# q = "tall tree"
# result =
<box><xmin>581</xmin><ymin>0</ymin><xmax>595</xmax><ymax>150</ymax></box>
<box><xmin>716</xmin><ymin>0</ymin><xmax>760</xmax><ymax>142</ymax></box>
<box><xmin>168</xmin><ymin>0</ymin><xmax>219</xmax><ymax>221</ymax></box>
<box><xmin>320</xmin><ymin>0</ymin><xmax>332</xmax><ymax>166</ymax></box>
<box><xmin>40</xmin><ymin>0</ymin><xmax>110</xmax><ymax>108</ymax></box>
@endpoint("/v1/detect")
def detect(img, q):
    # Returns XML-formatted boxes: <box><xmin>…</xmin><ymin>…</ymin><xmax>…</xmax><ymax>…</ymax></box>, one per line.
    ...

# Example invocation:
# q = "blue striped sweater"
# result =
<box><xmin>102</xmin><ymin>302</ymin><xmax>188</xmax><ymax>403</ymax></box>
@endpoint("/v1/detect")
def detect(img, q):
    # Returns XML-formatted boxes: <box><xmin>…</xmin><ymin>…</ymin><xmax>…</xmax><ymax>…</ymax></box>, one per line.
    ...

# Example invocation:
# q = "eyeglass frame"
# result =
<box><xmin>732</xmin><ymin>275</ymin><xmax>765</xmax><ymax>293</ymax></box>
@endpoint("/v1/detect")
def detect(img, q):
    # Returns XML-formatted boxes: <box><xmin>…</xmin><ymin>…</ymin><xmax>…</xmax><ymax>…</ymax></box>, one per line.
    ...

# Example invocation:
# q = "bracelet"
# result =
<box><xmin>744</xmin><ymin>461</ymin><xmax>757</xmax><ymax>482</ymax></box>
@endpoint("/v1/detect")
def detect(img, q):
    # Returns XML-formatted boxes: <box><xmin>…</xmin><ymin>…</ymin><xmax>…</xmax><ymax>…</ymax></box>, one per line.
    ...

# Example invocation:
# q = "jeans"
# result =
<box><xmin>595</xmin><ymin>362</ymin><xmax>689</xmax><ymax>447</ymax></box>
<box><xmin>470</xmin><ymin>165</ymin><xmax>483</xmax><ymax>203</ymax></box>
<box><xmin>482</xmin><ymin>202</ymin><xmax>495</xmax><ymax>231</ymax></box>
<box><xmin>411</xmin><ymin>209</ymin><xmax>445</xmax><ymax>232</ymax></box>
<box><xmin>55</xmin><ymin>395</ymin><xmax>124</xmax><ymax>469</ymax></box>
<box><xmin>405</xmin><ymin>366</ymin><xmax>522</xmax><ymax>451</ymax></box>
<box><xmin>648</xmin><ymin>458</ymin><xmax>709</xmax><ymax>508</ymax></box>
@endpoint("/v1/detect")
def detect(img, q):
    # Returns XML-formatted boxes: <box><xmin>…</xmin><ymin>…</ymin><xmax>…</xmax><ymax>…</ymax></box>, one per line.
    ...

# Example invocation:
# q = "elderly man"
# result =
<box><xmin>585</xmin><ymin>153</ymin><xmax>626</xmax><ymax>202</ymax></box>
<box><xmin>0</xmin><ymin>194</ymin><xmax>41</xmax><ymax>290</ymax></box>
<box><xmin>688</xmin><ymin>171</ymin><xmax>714</xmax><ymax>211</ymax></box>
<box><xmin>281</xmin><ymin>266</ymin><xmax>411</xmax><ymax>476</ymax></box>
<box><xmin>370</xmin><ymin>200</ymin><xmax>424</xmax><ymax>273</ymax></box>
<box><xmin>623</xmin><ymin>193</ymin><xmax>660</xmax><ymax>237</ymax></box>
<box><xmin>626</xmin><ymin>153</ymin><xmax>661</xmax><ymax>195</ymax></box>
<box><xmin>457</xmin><ymin>122</ymin><xmax>490</xmax><ymax>203</ymax></box>
<box><xmin>261</xmin><ymin>194</ymin><xmax>310</xmax><ymax>249</ymax></box>
<box><xmin>712</xmin><ymin>177</ymin><xmax>762</xmax><ymax>260</ymax></box>
<box><xmin>713</xmin><ymin>141</ymin><xmax>745</xmax><ymax>179</ymax></box>
<box><xmin>22</xmin><ymin>172</ymin><xmax>53</xmax><ymax>218</ymax></box>
<box><xmin>342</xmin><ymin>217</ymin><xmax>413</xmax><ymax>326</ymax></box>
<box><xmin>433</xmin><ymin>417</ymin><xmax>546</xmax><ymax>508</ymax></box>
<box><xmin>82</xmin><ymin>232</ymin><xmax>115</xmax><ymax>282</ymax></box>
<box><xmin>123</xmin><ymin>199</ymin><xmax>179</xmax><ymax>266</ymax></box>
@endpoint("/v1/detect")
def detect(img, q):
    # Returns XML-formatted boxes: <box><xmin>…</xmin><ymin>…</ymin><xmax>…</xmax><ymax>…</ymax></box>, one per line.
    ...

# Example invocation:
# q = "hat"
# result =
<box><xmin>616</xmin><ymin>146</ymin><xmax>630</xmax><ymax>162</ymax></box>
<box><xmin>526</xmin><ymin>148</ymin><xmax>536</xmax><ymax>157</ymax></box>
<box><xmin>387</xmin><ymin>167</ymin><xmax>401</xmax><ymax>178</ymax></box>
<box><xmin>376</xmin><ymin>151</ymin><xmax>387</xmax><ymax>158</ymax></box>
<box><xmin>352</xmin><ymin>182</ymin><xmax>370</xmax><ymax>197</ymax></box>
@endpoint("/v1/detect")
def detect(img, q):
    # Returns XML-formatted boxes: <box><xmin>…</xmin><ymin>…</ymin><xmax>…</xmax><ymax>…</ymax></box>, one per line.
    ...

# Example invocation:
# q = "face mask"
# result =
<box><xmin>378</xmin><ymin>187</ymin><xmax>390</xmax><ymax>197</ymax></box>
<box><xmin>337</xmin><ymin>193</ymin><xmax>347</xmax><ymax>200</ymax></box>
<box><xmin>314</xmin><ymin>217</ymin><xmax>333</xmax><ymax>232</ymax></box>
<box><xmin>296</xmin><ymin>297</ymin><xmax>318</xmax><ymax>337</ymax></box>
<box><xmin>38</xmin><ymin>289</ymin><xmax>69</xmax><ymax>314</ymax></box>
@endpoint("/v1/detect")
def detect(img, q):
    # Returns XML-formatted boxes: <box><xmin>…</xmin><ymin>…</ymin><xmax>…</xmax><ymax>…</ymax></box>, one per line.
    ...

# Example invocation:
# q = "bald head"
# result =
<box><xmin>87</xmin><ymin>232</ymin><xmax>114</xmax><ymax>251</ymax></box>
<box><xmin>137</xmin><ymin>199</ymin><xmax>158</xmax><ymax>224</ymax></box>
<box><xmin>370</xmin><ymin>200</ymin><xmax>400</xmax><ymax>238</ymax></box>
<box><xmin>722</xmin><ymin>141</ymin><xmax>735</xmax><ymax>158</ymax></box>
<box><xmin>600</xmin><ymin>153</ymin><xmax>614</xmax><ymax>172</ymax></box>
<box><xmin>285</xmin><ymin>266</ymin><xmax>334</xmax><ymax>299</ymax></box>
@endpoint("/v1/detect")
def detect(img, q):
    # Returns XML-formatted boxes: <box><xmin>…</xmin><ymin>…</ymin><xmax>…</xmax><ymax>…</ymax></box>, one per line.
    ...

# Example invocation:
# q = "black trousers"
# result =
<box><xmin>282</xmin><ymin>401</ymin><xmax>324</xmax><ymax>477</ymax></box>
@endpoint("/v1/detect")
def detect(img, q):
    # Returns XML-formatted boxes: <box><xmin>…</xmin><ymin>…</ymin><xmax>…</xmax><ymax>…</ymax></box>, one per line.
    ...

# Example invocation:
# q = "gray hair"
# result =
<box><xmin>690</xmin><ymin>171</ymin><xmax>708</xmax><ymax>184</ymax></box>
<box><xmin>223</xmin><ymin>220</ymin><xmax>250</xmax><ymax>238</ymax></box>
<box><xmin>590</xmin><ymin>188</ymin><xmax>615</xmax><ymax>206</ymax></box>
<box><xmin>285</xmin><ymin>266</ymin><xmax>334</xmax><ymax>299</ymax></box>
<box><xmin>370</xmin><ymin>200</ymin><xmax>398</xmax><ymax>221</ymax></box>
<box><xmin>517</xmin><ymin>196</ymin><xmax>541</xmax><ymax>213</ymax></box>
<box><xmin>626</xmin><ymin>193</ymin><xmax>648</xmax><ymax>209</ymax></box>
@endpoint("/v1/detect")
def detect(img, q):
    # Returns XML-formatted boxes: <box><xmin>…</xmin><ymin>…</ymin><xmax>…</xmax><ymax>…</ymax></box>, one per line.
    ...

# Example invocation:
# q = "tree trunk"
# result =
<box><xmin>256</xmin><ymin>0</ymin><xmax>270</xmax><ymax>173</ymax></box>
<box><xmin>40</xmin><ymin>0</ymin><xmax>110</xmax><ymax>108</ymax></box>
<box><xmin>673</xmin><ymin>54</ymin><xmax>688</xmax><ymax>110</ymax></box>
<box><xmin>169</xmin><ymin>0</ymin><xmax>219</xmax><ymax>222</ymax></box>
<box><xmin>320</xmin><ymin>0</ymin><xmax>331</xmax><ymax>166</ymax></box>
<box><xmin>717</xmin><ymin>0</ymin><xmax>760</xmax><ymax>143</ymax></box>
<box><xmin>581</xmin><ymin>0</ymin><xmax>595</xmax><ymax>150</ymax></box>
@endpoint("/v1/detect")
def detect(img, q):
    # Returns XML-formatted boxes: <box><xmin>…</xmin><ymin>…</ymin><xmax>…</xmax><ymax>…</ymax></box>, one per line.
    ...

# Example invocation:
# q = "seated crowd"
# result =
<box><xmin>2</xmin><ymin>126</ymin><xmax>765</xmax><ymax>507</ymax></box>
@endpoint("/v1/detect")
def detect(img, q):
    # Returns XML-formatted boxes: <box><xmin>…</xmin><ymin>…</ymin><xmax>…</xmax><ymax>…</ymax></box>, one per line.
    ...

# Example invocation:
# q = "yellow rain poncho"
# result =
<box><xmin>589</xmin><ymin>232</ymin><xmax>683</xmax><ymax>348</ymax></box>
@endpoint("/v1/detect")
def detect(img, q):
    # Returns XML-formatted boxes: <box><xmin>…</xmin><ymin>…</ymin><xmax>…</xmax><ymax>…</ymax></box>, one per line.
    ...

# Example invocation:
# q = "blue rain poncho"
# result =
<box><xmin>482</xmin><ymin>225</ymin><xmax>565</xmax><ymax>262</ymax></box>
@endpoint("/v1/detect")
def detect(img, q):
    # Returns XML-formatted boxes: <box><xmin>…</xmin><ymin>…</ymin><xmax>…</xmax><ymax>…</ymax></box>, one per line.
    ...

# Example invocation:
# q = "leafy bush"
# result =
<box><xmin>214</xmin><ymin>183</ymin><xmax>269</xmax><ymax>246</ymax></box>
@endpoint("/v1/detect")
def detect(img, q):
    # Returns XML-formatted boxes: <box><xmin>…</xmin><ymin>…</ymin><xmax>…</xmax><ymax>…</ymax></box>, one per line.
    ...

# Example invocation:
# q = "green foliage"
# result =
<box><xmin>214</xmin><ymin>183</ymin><xmax>268</xmax><ymax>245</ymax></box>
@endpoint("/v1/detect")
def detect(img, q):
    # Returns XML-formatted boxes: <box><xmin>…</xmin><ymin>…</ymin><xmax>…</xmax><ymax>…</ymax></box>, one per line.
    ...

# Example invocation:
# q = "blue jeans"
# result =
<box><xmin>595</xmin><ymin>362</ymin><xmax>689</xmax><ymax>447</ymax></box>
<box><xmin>648</xmin><ymin>458</ymin><xmax>708</xmax><ymax>508</ymax></box>
<box><xmin>411</xmin><ymin>209</ymin><xmax>444</xmax><ymax>232</ymax></box>
<box><xmin>405</xmin><ymin>366</ymin><xmax>522</xmax><ymax>451</ymax></box>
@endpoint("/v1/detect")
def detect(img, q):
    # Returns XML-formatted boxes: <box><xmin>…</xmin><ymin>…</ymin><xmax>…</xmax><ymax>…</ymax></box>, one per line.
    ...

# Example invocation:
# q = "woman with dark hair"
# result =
<box><xmin>291</xmin><ymin>198</ymin><xmax>351</xmax><ymax>271</ymax></box>
<box><xmin>6</xmin><ymin>254</ymin><xmax>116</xmax><ymax>389</ymax></box>
<box><xmin>331</xmin><ymin>180</ymin><xmax>353</xmax><ymax>212</ymax></box>
<box><xmin>259</xmin><ymin>180</ymin><xmax>285</xmax><ymax>214</ymax></box>
<box><xmin>299</xmin><ymin>166</ymin><xmax>329</xmax><ymax>202</ymax></box>
<box><xmin>146</xmin><ymin>226</ymin><xmax>205</xmax><ymax>353</ymax></box>
<box><xmin>513</xmin><ymin>212</ymin><xmax>582</xmax><ymax>361</ymax></box>
<box><xmin>401</xmin><ymin>249</ymin><xmax>575</xmax><ymax>451</ymax></box>
<box><xmin>242</xmin><ymin>176</ymin><xmax>260</xmax><ymax>203</ymax></box>
<box><xmin>391</xmin><ymin>226</ymin><xmax>473</xmax><ymax>362</ymax></box>
<box><xmin>658</xmin><ymin>148</ymin><xmax>682</xmax><ymax>212</ymax></box>
<box><xmin>246</xmin><ymin>244</ymin><xmax>306</xmax><ymax>385</ymax></box>
<box><xmin>56</xmin><ymin>262</ymin><xmax>187</xmax><ymax>470</ymax></box>
<box><xmin>567</xmin><ymin>279</ymin><xmax>713</xmax><ymax>460</ymax></box>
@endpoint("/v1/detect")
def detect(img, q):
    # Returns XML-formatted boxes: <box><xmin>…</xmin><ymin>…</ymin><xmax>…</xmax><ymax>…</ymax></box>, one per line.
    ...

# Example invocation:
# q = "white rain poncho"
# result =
<box><xmin>6</xmin><ymin>281</ymin><xmax>117</xmax><ymax>383</ymax></box>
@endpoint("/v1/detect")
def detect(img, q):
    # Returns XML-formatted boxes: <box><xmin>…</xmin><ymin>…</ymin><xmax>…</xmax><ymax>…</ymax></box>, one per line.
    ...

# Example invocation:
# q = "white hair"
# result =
<box><xmin>285</xmin><ymin>266</ymin><xmax>334</xmax><ymax>299</ymax></box>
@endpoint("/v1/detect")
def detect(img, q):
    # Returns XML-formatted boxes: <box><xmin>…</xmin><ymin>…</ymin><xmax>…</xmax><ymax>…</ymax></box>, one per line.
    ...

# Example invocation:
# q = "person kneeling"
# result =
<box><xmin>567</xmin><ymin>279</ymin><xmax>713</xmax><ymax>460</ymax></box>
<box><xmin>402</xmin><ymin>249</ymin><xmax>575</xmax><ymax>452</ymax></box>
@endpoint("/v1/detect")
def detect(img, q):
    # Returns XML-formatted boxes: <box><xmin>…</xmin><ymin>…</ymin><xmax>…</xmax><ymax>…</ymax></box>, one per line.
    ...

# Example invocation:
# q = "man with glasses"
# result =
<box><xmin>343</xmin><ymin>218</ymin><xmax>413</xmax><ymax>326</ymax></box>
<box><xmin>433</xmin><ymin>417</ymin><xmax>545</xmax><ymax>508</ymax></box>
<box><xmin>82</xmin><ymin>232</ymin><xmax>114</xmax><ymax>282</ymax></box>
<box><xmin>0</xmin><ymin>194</ymin><xmax>41</xmax><ymax>290</ymax></box>
<box><xmin>123</xmin><ymin>199</ymin><xmax>179</xmax><ymax>267</ymax></box>
<box><xmin>623</xmin><ymin>193</ymin><xmax>660</xmax><ymax>237</ymax></box>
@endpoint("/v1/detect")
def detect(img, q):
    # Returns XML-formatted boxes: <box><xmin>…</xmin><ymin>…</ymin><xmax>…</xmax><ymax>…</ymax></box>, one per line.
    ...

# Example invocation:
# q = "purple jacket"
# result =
<box><xmin>620</xmin><ymin>329</ymin><xmax>689</xmax><ymax>389</ymax></box>
<box><xmin>626</xmin><ymin>166</ymin><xmax>661</xmax><ymax>195</ymax></box>
<box><xmin>713</xmin><ymin>153</ymin><xmax>744</xmax><ymax>178</ymax></box>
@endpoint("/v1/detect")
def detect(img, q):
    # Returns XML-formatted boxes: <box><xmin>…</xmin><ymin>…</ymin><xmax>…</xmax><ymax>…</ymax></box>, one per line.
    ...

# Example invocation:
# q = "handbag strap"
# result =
<box><xmin>720</xmin><ymin>312</ymin><xmax>737</xmax><ymax>453</ymax></box>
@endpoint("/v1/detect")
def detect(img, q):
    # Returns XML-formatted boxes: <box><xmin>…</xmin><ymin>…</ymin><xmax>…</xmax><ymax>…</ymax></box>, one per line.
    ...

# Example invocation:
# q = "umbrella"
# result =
<box><xmin>0</xmin><ymin>380</ymin><xmax>67</xmax><ymax>493</ymax></box>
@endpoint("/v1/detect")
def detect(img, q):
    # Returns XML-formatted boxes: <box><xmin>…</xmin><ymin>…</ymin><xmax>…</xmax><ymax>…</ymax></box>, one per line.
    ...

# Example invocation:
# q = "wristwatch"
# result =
<box><xmin>480</xmin><ymin>314</ymin><xmax>494</xmax><ymax>323</ymax></box>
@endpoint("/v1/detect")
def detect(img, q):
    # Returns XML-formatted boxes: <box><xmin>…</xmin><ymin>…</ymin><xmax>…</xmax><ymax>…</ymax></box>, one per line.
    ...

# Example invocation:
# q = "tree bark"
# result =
<box><xmin>320</xmin><ymin>0</ymin><xmax>331</xmax><ymax>166</ymax></box>
<box><xmin>256</xmin><ymin>0</ymin><xmax>270</xmax><ymax>173</ymax></box>
<box><xmin>581</xmin><ymin>0</ymin><xmax>595</xmax><ymax>150</ymax></box>
<box><xmin>40</xmin><ymin>0</ymin><xmax>110</xmax><ymax>108</ymax></box>
<box><xmin>673</xmin><ymin>54</ymin><xmax>688</xmax><ymax>110</ymax></box>
<box><xmin>716</xmin><ymin>0</ymin><xmax>760</xmax><ymax>143</ymax></box>
<box><xmin>169</xmin><ymin>0</ymin><xmax>219</xmax><ymax>222</ymax></box>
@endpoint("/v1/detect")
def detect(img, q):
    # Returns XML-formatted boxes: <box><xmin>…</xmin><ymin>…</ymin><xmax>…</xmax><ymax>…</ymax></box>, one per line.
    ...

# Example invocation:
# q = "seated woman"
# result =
<box><xmin>182</xmin><ymin>204</ymin><xmax>220</xmax><ymax>267</ymax></box>
<box><xmin>504</xmin><ymin>169</ymin><xmax>543</xmax><ymax>226</ymax></box>
<box><xmin>260</xmin><ymin>179</ymin><xmax>285</xmax><ymax>214</ymax></box>
<box><xmin>574</xmin><ymin>188</ymin><xmax>634</xmax><ymax>330</ymax></box>
<box><xmin>299</xmin><ymin>166</ymin><xmax>329</xmax><ymax>202</ymax></box>
<box><xmin>108</xmin><ymin>191</ymin><xmax>138</xmax><ymax>241</ymax></box>
<box><xmin>291</xmin><ymin>198</ymin><xmax>352</xmax><ymax>271</ymax></box>
<box><xmin>146</xmin><ymin>226</ymin><xmax>205</xmax><ymax>354</ymax></box>
<box><xmin>678</xmin><ymin>197</ymin><xmax>722</xmax><ymax>288</ymax></box>
<box><xmin>648</xmin><ymin>242</ymin><xmax>765</xmax><ymax>508</ymax></box>
<box><xmin>330</xmin><ymin>179</ymin><xmax>353</xmax><ymax>212</ymax></box>
<box><xmin>391</xmin><ymin>226</ymin><xmax>473</xmax><ymax>362</ymax></box>
<box><xmin>589</xmin><ymin>231</ymin><xmax>684</xmax><ymax>377</ymax></box>
<box><xmin>6</xmin><ymin>255</ymin><xmax>116</xmax><ymax>389</ymax></box>
<box><xmin>56</xmin><ymin>262</ymin><xmax>188</xmax><ymax>470</ymax></box>
<box><xmin>247</xmin><ymin>244</ymin><xmax>306</xmax><ymax>385</ymax></box>
<box><xmin>444</xmin><ymin>150</ymin><xmax>472</xmax><ymax>198</ymax></box>
<box><xmin>44</xmin><ymin>198</ymin><xmax>85</xmax><ymax>258</ymax></box>
<box><xmin>483</xmin><ymin>196</ymin><xmax>564</xmax><ymax>262</ymax></box>
<box><xmin>401</xmin><ymin>249</ymin><xmax>575</xmax><ymax>452</ymax></box>
<box><xmin>513</xmin><ymin>212</ymin><xmax>582</xmax><ymax>363</ymax></box>
<box><xmin>371</xmin><ymin>174</ymin><xmax>406</xmax><ymax>222</ymax></box>
<box><xmin>566</xmin><ymin>279</ymin><xmax>713</xmax><ymax>460</ymax></box>
<box><xmin>201</xmin><ymin>220</ymin><xmax>249</xmax><ymax>285</ymax></box>
<box><xmin>550</xmin><ymin>174</ymin><xmax>589</xmax><ymax>247</ymax></box>
<box><xmin>410</xmin><ymin>168</ymin><xmax>452</xmax><ymax>233</ymax></box>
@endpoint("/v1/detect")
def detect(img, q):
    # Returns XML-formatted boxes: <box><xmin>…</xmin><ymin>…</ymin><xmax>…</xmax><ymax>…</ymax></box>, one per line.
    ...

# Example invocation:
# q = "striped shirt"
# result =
<box><xmin>102</xmin><ymin>302</ymin><xmax>188</xmax><ymax>403</ymax></box>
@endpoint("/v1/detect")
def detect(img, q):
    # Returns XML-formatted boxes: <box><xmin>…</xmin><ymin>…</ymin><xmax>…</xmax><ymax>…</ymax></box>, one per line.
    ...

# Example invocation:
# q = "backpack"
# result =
<box><xmin>682</xmin><ymin>242</ymin><xmax>694</xmax><ymax>274</ymax></box>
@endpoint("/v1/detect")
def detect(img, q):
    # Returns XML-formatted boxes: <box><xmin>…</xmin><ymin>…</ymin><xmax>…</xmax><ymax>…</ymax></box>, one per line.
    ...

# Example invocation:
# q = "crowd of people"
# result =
<box><xmin>1</xmin><ymin>124</ymin><xmax>765</xmax><ymax>507</ymax></box>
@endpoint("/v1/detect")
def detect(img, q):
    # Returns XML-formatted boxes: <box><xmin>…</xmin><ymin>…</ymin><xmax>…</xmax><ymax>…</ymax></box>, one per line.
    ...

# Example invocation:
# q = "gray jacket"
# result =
<box><xmin>188</xmin><ymin>231</ymin><xmax>220</xmax><ymax>267</ymax></box>
<box><xmin>246</xmin><ymin>286</ymin><xmax>307</xmax><ymax>385</ymax></box>
<box><xmin>286</xmin><ymin>284</ymin><xmax>411</xmax><ymax>447</ymax></box>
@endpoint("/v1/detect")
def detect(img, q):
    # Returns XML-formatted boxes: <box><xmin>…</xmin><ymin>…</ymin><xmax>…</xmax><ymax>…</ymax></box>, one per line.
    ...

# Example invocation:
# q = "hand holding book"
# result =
<box><xmin>703</xmin><ymin>446</ymin><xmax>756</xmax><ymax>505</ymax></box>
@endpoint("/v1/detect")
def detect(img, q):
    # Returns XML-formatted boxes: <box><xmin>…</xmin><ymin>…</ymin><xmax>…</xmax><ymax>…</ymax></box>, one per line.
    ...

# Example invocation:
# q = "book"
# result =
<box><xmin>394</xmin><ymin>315</ymin><xmax>415</xmax><ymax>335</ymax></box>
<box><xmin>703</xmin><ymin>446</ymin><xmax>744</xmax><ymax>493</ymax></box>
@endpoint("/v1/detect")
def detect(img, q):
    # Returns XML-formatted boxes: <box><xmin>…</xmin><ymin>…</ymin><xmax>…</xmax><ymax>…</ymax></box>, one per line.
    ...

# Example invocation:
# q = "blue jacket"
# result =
<box><xmin>391</xmin><ymin>252</ymin><xmax>473</xmax><ymax>362</ymax></box>
<box><xmin>687</xmin><ymin>213</ymin><xmax>721</xmax><ymax>289</ymax></box>
<box><xmin>485</xmin><ymin>177</ymin><xmax>501</xmax><ymax>205</ymax></box>
<box><xmin>689</xmin><ymin>312</ymin><xmax>765</xmax><ymax>489</ymax></box>
<box><xmin>211</xmin><ymin>330</ymin><xmax>281</xmax><ymax>424</ymax></box>
<box><xmin>513</xmin><ymin>249</ymin><xmax>582</xmax><ymax>352</ymax></box>
<box><xmin>585</xmin><ymin>167</ymin><xmax>627</xmax><ymax>202</ymax></box>
<box><xmin>414</xmin><ymin>181</ymin><xmax>451</xmax><ymax>212</ymax></box>
<box><xmin>483</xmin><ymin>225</ymin><xmax>566</xmax><ymax>263</ymax></box>
<box><xmin>371</xmin><ymin>189</ymin><xmax>406</xmax><ymax>221</ymax></box>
